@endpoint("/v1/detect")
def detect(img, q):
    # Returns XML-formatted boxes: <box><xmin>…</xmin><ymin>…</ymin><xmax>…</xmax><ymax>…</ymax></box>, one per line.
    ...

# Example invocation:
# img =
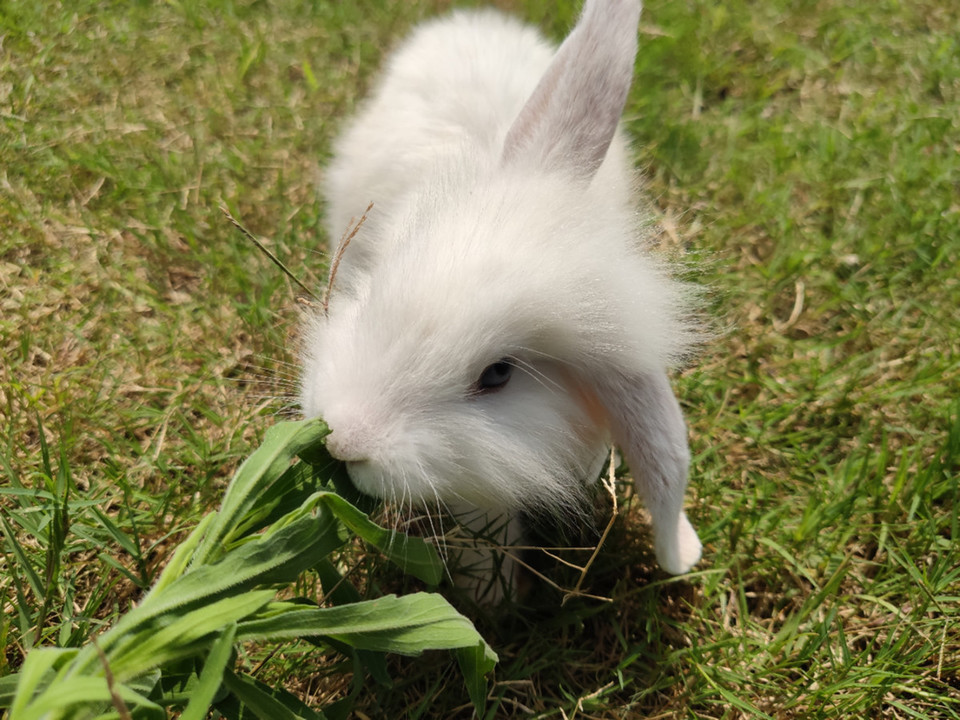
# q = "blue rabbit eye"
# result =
<box><xmin>477</xmin><ymin>359</ymin><xmax>513</xmax><ymax>392</ymax></box>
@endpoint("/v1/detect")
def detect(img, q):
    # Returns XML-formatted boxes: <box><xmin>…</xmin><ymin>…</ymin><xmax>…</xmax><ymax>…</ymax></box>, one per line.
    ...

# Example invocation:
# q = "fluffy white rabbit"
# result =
<box><xmin>300</xmin><ymin>0</ymin><xmax>703</xmax><ymax>599</ymax></box>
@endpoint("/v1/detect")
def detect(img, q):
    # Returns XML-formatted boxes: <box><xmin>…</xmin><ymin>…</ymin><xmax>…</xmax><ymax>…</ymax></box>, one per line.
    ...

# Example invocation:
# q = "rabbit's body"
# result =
<box><xmin>301</xmin><ymin>0</ymin><xmax>703</xmax><ymax>599</ymax></box>
<box><xmin>322</xmin><ymin>10</ymin><xmax>634</xmax><ymax>298</ymax></box>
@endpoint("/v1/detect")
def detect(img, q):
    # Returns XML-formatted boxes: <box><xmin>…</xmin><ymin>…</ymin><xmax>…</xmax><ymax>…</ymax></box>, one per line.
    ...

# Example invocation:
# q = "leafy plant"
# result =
<box><xmin>1</xmin><ymin>419</ymin><xmax>497</xmax><ymax>719</ymax></box>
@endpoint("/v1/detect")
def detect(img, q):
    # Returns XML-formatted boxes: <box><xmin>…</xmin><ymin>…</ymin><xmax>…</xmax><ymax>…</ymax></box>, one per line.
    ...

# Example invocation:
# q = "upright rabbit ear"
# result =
<box><xmin>502</xmin><ymin>0</ymin><xmax>641</xmax><ymax>181</ymax></box>
<box><xmin>589</xmin><ymin>369</ymin><xmax>702</xmax><ymax>575</ymax></box>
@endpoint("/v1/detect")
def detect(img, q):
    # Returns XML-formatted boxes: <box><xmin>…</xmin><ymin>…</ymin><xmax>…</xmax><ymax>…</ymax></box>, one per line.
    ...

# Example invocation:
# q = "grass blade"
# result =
<box><xmin>91</xmin><ymin>507</ymin><xmax>142</xmax><ymax>565</ymax></box>
<box><xmin>0</xmin><ymin>513</ymin><xmax>45</xmax><ymax>602</ymax></box>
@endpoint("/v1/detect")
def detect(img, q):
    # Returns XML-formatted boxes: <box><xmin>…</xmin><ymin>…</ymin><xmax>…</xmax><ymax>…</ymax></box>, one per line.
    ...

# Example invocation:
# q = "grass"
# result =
<box><xmin>1</xmin><ymin>0</ymin><xmax>958</xmax><ymax>717</ymax></box>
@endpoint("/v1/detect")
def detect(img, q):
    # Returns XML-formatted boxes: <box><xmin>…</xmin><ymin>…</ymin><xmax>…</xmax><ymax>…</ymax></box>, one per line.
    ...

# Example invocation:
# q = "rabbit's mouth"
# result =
<box><xmin>343</xmin><ymin>458</ymin><xmax>433</xmax><ymax>507</ymax></box>
<box><xmin>342</xmin><ymin>460</ymin><xmax>383</xmax><ymax>499</ymax></box>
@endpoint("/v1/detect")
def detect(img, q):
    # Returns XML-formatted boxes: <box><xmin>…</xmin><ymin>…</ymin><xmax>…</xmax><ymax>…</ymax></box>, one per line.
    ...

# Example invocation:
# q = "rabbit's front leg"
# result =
<box><xmin>446</xmin><ymin>505</ymin><xmax>525</xmax><ymax>605</ymax></box>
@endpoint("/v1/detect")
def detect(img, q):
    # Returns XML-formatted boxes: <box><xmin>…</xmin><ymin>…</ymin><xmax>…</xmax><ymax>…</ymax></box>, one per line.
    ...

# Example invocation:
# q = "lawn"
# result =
<box><xmin>1</xmin><ymin>0</ymin><xmax>958</xmax><ymax>717</ymax></box>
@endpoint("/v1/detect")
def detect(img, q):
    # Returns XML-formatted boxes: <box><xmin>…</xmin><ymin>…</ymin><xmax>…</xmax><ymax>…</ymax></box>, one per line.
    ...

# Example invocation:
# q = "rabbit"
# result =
<box><xmin>300</xmin><ymin>0</ymin><xmax>703</xmax><ymax>600</ymax></box>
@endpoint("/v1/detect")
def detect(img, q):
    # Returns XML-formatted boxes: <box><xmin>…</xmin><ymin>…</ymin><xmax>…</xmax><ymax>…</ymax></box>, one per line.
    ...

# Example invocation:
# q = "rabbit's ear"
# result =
<box><xmin>588</xmin><ymin>369</ymin><xmax>701</xmax><ymax>574</ymax></box>
<box><xmin>502</xmin><ymin>0</ymin><xmax>640</xmax><ymax>181</ymax></box>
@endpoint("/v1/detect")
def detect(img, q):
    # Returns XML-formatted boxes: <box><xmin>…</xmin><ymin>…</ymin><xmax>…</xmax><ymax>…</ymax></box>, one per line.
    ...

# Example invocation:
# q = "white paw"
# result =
<box><xmin>654</xmin><ymin>512</ymin><xmax>702</xmax><ymax>575</ymax></box>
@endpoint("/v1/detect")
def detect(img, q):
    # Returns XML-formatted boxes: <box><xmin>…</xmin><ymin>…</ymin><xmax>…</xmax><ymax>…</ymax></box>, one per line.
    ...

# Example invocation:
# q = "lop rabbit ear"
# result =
<box><xmin>590</xmin><ymin>369</ymin><xmax>702</xmax><ymax>575</ymax></box>
<box><xmin>502</xmin><ymin>0</ymin><xmax>641</xmax><ymax>180</ymax></box>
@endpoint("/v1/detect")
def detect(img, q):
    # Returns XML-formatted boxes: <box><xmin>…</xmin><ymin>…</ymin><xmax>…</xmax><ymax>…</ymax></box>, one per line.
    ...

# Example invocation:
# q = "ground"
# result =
<box><xmin>1</xmin><ymin>0</ymin><xmax>958</xmax><ymax>717</ymax></box>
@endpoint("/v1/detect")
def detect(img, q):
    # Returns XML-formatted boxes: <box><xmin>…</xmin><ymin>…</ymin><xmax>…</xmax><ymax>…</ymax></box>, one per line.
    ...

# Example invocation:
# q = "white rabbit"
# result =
<box><xmin>300</xmin><ymin>0</ymin><xmax>703</xmax><ymax>599</ymax></box>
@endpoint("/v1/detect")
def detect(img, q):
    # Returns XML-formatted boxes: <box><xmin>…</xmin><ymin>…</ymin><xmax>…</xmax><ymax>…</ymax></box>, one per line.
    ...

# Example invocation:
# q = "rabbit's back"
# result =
<box><xmin>324</xmin><ymin>10</ymin><xmax>556</xmax><ymax>238</ymax></box>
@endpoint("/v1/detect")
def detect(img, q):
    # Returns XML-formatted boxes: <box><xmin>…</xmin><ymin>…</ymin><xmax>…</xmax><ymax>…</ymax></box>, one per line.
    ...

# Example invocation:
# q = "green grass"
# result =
<box><xmin>1</xmin><ymin>0</ymin><xmax>958</xmax><ymax>717</ymax></box>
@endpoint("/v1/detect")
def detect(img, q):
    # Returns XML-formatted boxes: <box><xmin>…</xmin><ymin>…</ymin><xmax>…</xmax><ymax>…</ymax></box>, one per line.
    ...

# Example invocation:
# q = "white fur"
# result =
<box><xmin>300</xmin><ymin>0</ymin><xmax>703</xmax><ymax>589</ymax></box>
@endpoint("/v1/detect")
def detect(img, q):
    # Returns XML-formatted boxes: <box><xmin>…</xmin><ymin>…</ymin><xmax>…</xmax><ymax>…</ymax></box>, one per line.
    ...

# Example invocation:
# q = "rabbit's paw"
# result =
<box><xmin>654</xmin><ymin>511</ymin><xmax>701</xmax><ymax>575</ymax></box>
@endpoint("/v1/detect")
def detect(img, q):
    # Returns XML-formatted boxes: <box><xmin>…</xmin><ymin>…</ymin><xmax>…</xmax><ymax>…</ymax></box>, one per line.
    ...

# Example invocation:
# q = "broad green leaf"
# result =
<box><xmin>0</xmin><ymin>672</ymin><xmax>21</xmax><ymax>709</ymax></box>
<box><xmin>9</xmin><ymin>417</ymin><xmax>497</xmax><ymax>720</ymax></box>
<box><xmin>14</xmin><ymin>675</ymin><xmax>162</xmax><ymax>720</ymax></box>
<box><xmin>65</xmin><ymin>500</ymin><xmax>346</xmax><ymax>680</ymax></box>
<box><xmin>127</xmin><ymin>668</ymin><xmax>163</xmax><ymax>709</ymax></box>
<box><xmin>313</xmin><ymin>491</ymin><xmax>443</xmax><ymax>586</ymax></box>
<box><xmin>237</xmin><ymin>593</ymin><xmax>498</xmax><ymax>661</ymax></box>
<box><xmin>315</xmin><ymin>558</ymin><xmax>361</xmax><ymax>607</ymax></box>
<box><xmin>300</xmin><ymin>446</ymin><xmax>375</xmax><ymax>514</ymax></box>
<box><xmin>108</xmin><ymin>592</ymin><xmax>272</xmax><ymax>680</ymax></box>
<box><xmin>99</xmin><ymin>502</ymin><xmax>345</xmax><ymax>652</ymax></box>
<box><xmin>7</xmin><ymin>647</ymin><xmax>77</xmax><ymax>718</ymax></box>
<box><xmin>455</xmin><ymin>642</ymin><xmax>498</xmax><ymax>715</ymax></box>
<box><xmin>236</xmin><ymin>594</ymin><xmax>496</xmax><ymax>714</ymax></box>
<box><xmin>315</xmin><ymin>560</ymin><xmax>391</xmax><ymax>686</ymax></box>
<box><xmin>219</xmin><ymin>669</ymin><xmax>327</xmax><ymax>720</ymax></box>
<box><xmin>230</xmin><ymin>461</ymin><xmax>324</xmax><ymax>540</ymax></box>
<box><xmin>191</xmin><ymin>418</ymin><xmax>330</xmax><ymax>567</ymax></box>
<box><xmin>179</xmin><ymin>624</ymin><xmax>237</xmax><ymax>720</ymax></box>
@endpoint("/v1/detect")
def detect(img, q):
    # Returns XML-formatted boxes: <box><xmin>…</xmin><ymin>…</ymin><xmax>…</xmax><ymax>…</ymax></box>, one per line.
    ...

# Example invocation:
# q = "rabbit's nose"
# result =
<box><xmin>325</xmin><ymin>428</ymin><xmax>370</xmax><ymax>464</ymax></box>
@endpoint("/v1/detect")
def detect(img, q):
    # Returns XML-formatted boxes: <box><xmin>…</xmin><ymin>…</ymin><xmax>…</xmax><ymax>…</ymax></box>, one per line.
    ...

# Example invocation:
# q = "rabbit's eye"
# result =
<box><xmin>476</xmin><ymin>359</ymin><xmax>513</xmax><ymax>393</ymax></box>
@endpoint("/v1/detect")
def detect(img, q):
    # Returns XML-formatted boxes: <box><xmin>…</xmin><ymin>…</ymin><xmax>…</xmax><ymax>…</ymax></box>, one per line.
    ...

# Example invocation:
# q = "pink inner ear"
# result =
<box><xmin>500</xmin><ymin>0</ymin><xmax>640</xmax><ymax>180</ymax></box>
<box><xmin>557</xmin><ymin>367</ymin><xmax>610</xmax><ymax>437</ymax></box>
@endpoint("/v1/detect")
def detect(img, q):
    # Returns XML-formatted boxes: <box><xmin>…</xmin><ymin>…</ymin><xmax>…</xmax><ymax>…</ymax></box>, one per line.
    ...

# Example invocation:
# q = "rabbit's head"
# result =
<box><xmin>301</xmin><ymin>167</ymin><xmax>693</xmax><ymax>515</ymax></box>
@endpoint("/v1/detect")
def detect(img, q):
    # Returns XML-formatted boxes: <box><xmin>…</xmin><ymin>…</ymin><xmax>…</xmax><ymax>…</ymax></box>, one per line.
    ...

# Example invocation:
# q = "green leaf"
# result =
<box><xmin>108</xmin><ymin>592</ymin><xmax>272</xmax><ymax>680</ymax></box>
<box><xmin>237</xmin><ymin>593</ymin><xmax>496</xmax><ymax>715</ymax></box>
<box><xmin>179</xmin><ymin>624</ymin><xmax>237</xmax><ymax>720</ymax></box>
<box><xmin>315</xmin><ymin>560</ymin><xmax>392</xmax><ymax>686</ymax></box>
<box><xmin>219</xmin><ymin>669</ymin><xmax>327</xmax><ymax>720</ymax></box>
<box><xmin>455</xmin><ymin>642</ymin><xmax>497</xmax><ymax>715</ymax></box>
<box><xmin>150</xmin><ymin>513</ymin><xmax>215</xmax><ymax>594</ymax></box>
<box><xmin>91</xmin><ymin>507</ymin><xmax>142</xmax><ymax>561</ymax></box>
<box><xmin>313</xmin><ymin>491</ymin><xmax>443</xmax><ymax>585</ymax></box>
<box><xmin>127</xmin><ymin>668</ymin><xmax>163</xmax><ymax>709</ymax></box>
<box><xmin>10</xmin><ymin>418</ymin><xmax>496</xmax><ymax>719</ymax></box>
<box><xmin>7</xmin><ymin>647</ymin><xmax>77</xmax><ymax>718</ymax></box>
<box><xmin>14</xmin><ymin>675</ymin><xmax>162</xmax><ymax>720</ymax></box>
<box><xmin>237</xmin><ymin>593</ymin><xmax>498</xmax><ymax>660</ymax></box>
<box><xmin>301</xmin><ymin>449</ymin><xmax>375</xmax><ymax>515</ymax></box>
<box><xmin>315</xmin><ymin>559</ymin><xmax>361</xmax><ymax>607</ymax></box>
<box><xmin>191</xmin><ymin>418</ymin><xmax>331</xmax><ymax>567</ymax></box>
<box><xmin>98</xmin><ymin>501</ymin><xmax>345</xmax><ymax>657</ymax></box>
<box><xmin>0</xmin><ymin>672</ymin><xmax>21</xmax><ymax>709</ymax></box>
<box><xmin>230</xmin><ymin>461</ymin><xmax>324</xmax><ymax>541</ymax></box>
